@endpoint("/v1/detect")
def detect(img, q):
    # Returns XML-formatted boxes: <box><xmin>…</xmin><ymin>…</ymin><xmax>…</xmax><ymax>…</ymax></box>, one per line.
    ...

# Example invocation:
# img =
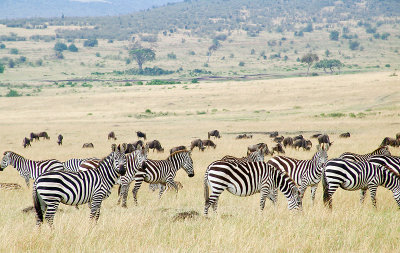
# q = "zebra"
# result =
<box><xmin>220</xmin><ymin>147</ymin><xmax>265</xmax><ymax>163</ymax></box>
<box><xmin>369</xmin><ymin>155</ymin><xmax>400</xmax><ymax>174</ymax></box>
<box><xmin>32</xmin><ymin>145</ymin><xmax>127</xmax><ymax>227</ymax></box>
<box><xmin>116</xmin><ymin>148</ymin><xmax>147</xmax><ymax>208</ymax></box>
<box><xmin>338</xmin><ymin>146</ymin><xmax>391</xmax><ymax>162</ymax></box>
<box><xmin>131</xmin><ymin>150</ymin><xmax>194</xmax><ymax>205</ymax></box>
<box><xmin>0</xmin><ymin>151</ymin><xmax>64</xmax><ymax>187</ymax></box>
<box><xmin>62</xmin><ymin>158</ymin><xmax>100</xmax><ymax>172</ymax></box>
<box><xmin>322</xmin><ymin>159</ymin><xmax>400</xmax><ymax>209</ymax></box>
<box><xmin>267</xmin><ymin>145</ymin><xmax>328</xmax><ymax>204</ymax></box>
<box><xmin>204</xmin><ymin>161</ymin><xmax>302</xmax><ymax>215</ymax></box>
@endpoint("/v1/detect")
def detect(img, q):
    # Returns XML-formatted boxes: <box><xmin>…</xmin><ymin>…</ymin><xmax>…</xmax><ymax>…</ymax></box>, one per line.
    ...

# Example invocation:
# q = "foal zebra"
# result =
<box><xmin>204</xmin><ymin>161</ymin><xmax>302</xmax><ymax>215</ymax></box>
<box><xmin>267</xmin><ymin>145</ymin><xmax>328</xmax><ymax>204</ymax></box>
<box><xmin>33</xmin><ymin>145</ymin><xmax>127</xmax><ymax>227</ymax></box>
<box><xmin>323</xmin><ymin>159</ymin><xmax>400</xmax><ymax>209</ymax></box>
<box><xmin>131</xmin><ymin>150</ymin><xmax>194</xmax><ymax>205</ymax></box>
<box><xmin>0</xmin><ymin>151</ymin><xmax>64</xmax><ymax>187</ymax></box>
<box><xmin>116</xmin><ymin>148</ymin><xmax>147</xmax><ymax>208</ymax></box>
<box><xmin>338</xmin><ymin>146</ymin><xmax>391</xmax><ymax>162</ymax></box>
<box><xmin>221</xmin><ymin>147</ymin><xmax>265</xmax><ymax>163</ymax></box>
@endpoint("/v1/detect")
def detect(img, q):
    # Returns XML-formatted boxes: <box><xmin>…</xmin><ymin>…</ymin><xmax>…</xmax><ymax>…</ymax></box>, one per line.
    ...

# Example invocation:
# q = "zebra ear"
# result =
<box><xmin>111</xmin><ymin>144</ymin><xmax>117</xmax><ymax>152</ymax></box>
<box><xmin>316</xmin><ymin>144</ymin><xmax>321</xmax><ymax>151</ymax></box>
<box><xmin>120</xmin><ymin>144</ymin><xmax>126</xmax><ymax>153</ymax></box>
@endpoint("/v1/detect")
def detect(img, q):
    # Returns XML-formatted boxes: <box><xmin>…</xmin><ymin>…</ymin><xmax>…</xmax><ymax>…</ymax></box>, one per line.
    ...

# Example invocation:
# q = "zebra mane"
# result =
<box><xmin>169</xmin><ymin>149</ymin><xmax>189</xmax><ymax>157</ymax></box>
<box><xmin>372</xmin><ymin>146</ymin><xmax>388</xmax><ymax>154</ymax></box>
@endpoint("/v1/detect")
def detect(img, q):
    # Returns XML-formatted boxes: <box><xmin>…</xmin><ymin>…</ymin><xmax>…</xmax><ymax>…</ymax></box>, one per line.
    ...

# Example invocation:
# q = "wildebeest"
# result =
<box><xmin>339</xmin><ymin>132</ymin><xmax>351</xmax><ymax>138</ymax></box>
<box><xmin>396</xmin><ymin>133</ymin><xmax>400</xmax><ymax>140</ymax></box>
<box><xmin>247</xmin><ymin>143</ymin><xmax>270</xmax><ymax>155</ymax></box>
<box><xmin>272</xmin><ymin>143</ymin><xmax>285</xmax><ymax>154</ymax></box>
<box><xmin>381</xmin><ymin>137</ymin><xmax>399</xmax><ymax>147</ymax></box>
<box><xmin>269</xmin><ymin>131</ymin><xmax>279</xmax><ymax>138</ymax></box>
<box><xmin>293</xmin><ymin>135</ymin><xmax>304</xmax><ymax>141</ymax></box>
<box><xmin>57</xmin><ymin>134</ymin><xmax>63</xmax><ymax>146</ymax></box>
<box><xmin>293</xmin><ymin>139</ymin><xmax>312</xmax><ymax>151</ymax></box>
<box><xmin>273</xmin><ymin>136</ymin><xmax>284</xmax><ymax>143</ymax></box>
<box><xmin>318</xmin><ymin>134</ymin><xmax>333</xmax><ymax>149</ymax></box>
<box><xmin>310</xmin><ymin>133</ymin><xmax>322</xmax><ymax>139</ymax></box>
<box><xmin>208</xmin><ymin>130</ymin><xmax>221</xmax><ymax>139</ymax></box>
<box><xmin>190</xmin><ymin>139</ymin><xmax>205</xmax><ymax>151</ymax></box>
<box><xmin>82</xmin><ymin>143</ymin><xmax>94</xmax><ymax>148</ymax></box>
<box><xmin>30</xmin><ymin>132</ymin><xmax>39</xmax><ymax>142</ymax></box>
<box><xmin>283</xmin><ymin>137</ymin><xmax>293</xmax><ymax>148</ymax></box>
<box><xmin>38</xmin><ymin>132</ymin><xmax>50</xmax><ymax>140</ymax></box>
<box><xmin>202</xmin><ymin>139</ymin><xmax>216</xmax><ymax>149</ymax></box>
<box><xmin>108</xmin><ymin>131</ymin><xmax>117</xmax><ymax>140</ymax></box>
<box><xmin>146</xmin><ymin>140</ymin><xmax>164</xmax><ymax>152</ymax></box>
<box><xmin>132</xmin><ymin>140</ymin><xmax>144</xmax><ymax>149</ymax></box>
<box><xmin>170</xmin><ymin>146</ymin><xmax>187</xmax><ymax>154</ymax></box>
<box><xmin>136</xmin><ymin>131</ymin><xmax>147</xmax><ymax>140</ymax></box>
<box><xmin>236</xmin><ymin>134</ymin><xmax>252</xmax><ymax>139</ymax></box>
<box><xmin>23</xmin><ymin>137</ymin><xmax>31</xmax><ymax>148</ymax></box>
<box><xmin>123</xmin><ymin>143</ymin><xmax>135</xmax><ymax>154</ymax></box>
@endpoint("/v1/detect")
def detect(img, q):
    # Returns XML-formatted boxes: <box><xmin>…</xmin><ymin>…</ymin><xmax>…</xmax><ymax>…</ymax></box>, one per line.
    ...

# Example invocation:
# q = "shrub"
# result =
<box><xmin>54</xmin><ymin>42</ymin><xmax>67</xmax><ymax>52</ymax></box>
<box><xmin>18</xmin><ymin>56</ymin><xmax>26</xmax><ymax>63</ymax></box>
<box><xmin>238</xmin><ymin>61</ymin><xmax>245</xmax><ymax>67</ymax></box>
<box><xmin>5</xmin><ymin>89</ymin><xmax>21</xmax><ymax>97</ymax></box>
<box><xmin>8</xmin><ymin>59</ymin><xmax>15</xmax><ymax>68</ymax></box>
<box><xmin>167</xmin><ymin>52</ymin><xmax>177</xmax><ymax>59</ymax></box>
<box><xmin>95</xmin><ymin>52</ymin><xmax>101</xmax><ymax>57</ymax></box>
<box><xmin>146</xmin><ymin>79</ymin><xmax>181</xmax><ymax>85</ymax></box>
<box><xmin>68</xmin><ymin>44</ymin><xmax>78</xmax><ymax>52</ymax></box>
<box><xmin>0</xmin><ymin>43</ymin><xmax>5</xmax><ymax>49</ymax></box>
<box><xmin>330</xmin><ymin>31</ymin><xmax>339</xmax><ymax>41</ymax></box>
<box><xmin>349</xmin><ymin>41</ymin><xmax>360</xmax><ymax>51</ymax></box>
<box><xmin>125</xmin><ymin>82</ymin><xmax>132</xmax><ymax>86</ymax></box>
<box><xmin>10</xmin><ymin>48</ymin><xmax>18</xmax><ymax>54</ymax></box>
<box><xmin>381</xmin><ymin>33</ymin><xmax>390</xmax><ymax>40</ymax></box>
<box><xmin>191</xmin><ymin>78</ymin><xmax>198</xmax><ymax>83</ymax></box>
<box><xmin>55</xmin><ymin>51</ymin><xmax>64</xmax><ymax>59</ymax></box>
<box><xmin>188</xmin><ymin>51</ymin><xmax>196</xmax><ymax>55</ymax></box>
<box><xmin>385</xmin><ymin>64</ymin><xmax>391</xmax><ymax>68</ymax></box>
<box><xmin>250</xmin><ymin>49</ymin><xmax>255</xmax><ymax>55</ymax></box>
<box><xmin>35</xmin><ymin>59</ymin><xmax>43</xmax><ymax>66</ymax></box>
<box><xmin>0</xmin><ymin>63</ymin><xmax>4</xmax><ymax>73</ymax></box>
<box><xmin>83</xmin><ymin>38</ymin><xmax>98</xmax><ymax>47</ymax></box>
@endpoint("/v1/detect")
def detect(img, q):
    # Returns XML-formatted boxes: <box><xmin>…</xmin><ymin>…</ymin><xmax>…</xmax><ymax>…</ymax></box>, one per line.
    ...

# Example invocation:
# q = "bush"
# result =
<box><xmin>18</xmin><ymin>56</ymin><xmax>26</xmax><ymax>63</ymax></box>
<box><xmin>83</xmin><ymin>38</ymin><xmax>98</xmax><ymax>47</ymax></box>
<box><xmin>0</xmin><ymin>63</ymin><xmax>4</xmax><ymax>73</ymax></box>
<box><xmin>188</xmin><ymin>51</ymin><xmax>196</xmax><ymax>55</ymax></box>
<box><xmin>121</xmin><ymin>67</ymin><xmax>174</xmax><ymax>76</ymax></box>
<box><xmin>55</xmin><ymin>51</ymin><xmax>64</xmax><ymax>59</ymax></box>
<box><xmin>0</xmin><ymin>43</ymin><xmax>5</xmax><ymax>49</ymax></box>
<box><xmin>146</xmin><ymin>79</ymin><xmax>181</xmax><ymax>85</ymax></box>
<box><xmin>330</xmin><ymin>31</ymin><xmax>339</xmax><ymax>41</ymax></box>
<box><xmin>381</xmin><ymin>33</ymin><xmax>390</xmax><ymax>40</ymax></box>
<box><xmin>10</xmin><ymin>48</ymin><xmax>18</xmax><ymax>54</ymax></box>
<box><xmin>6</xmin><ymin>89</ymin><xmax>21</xmax><ymax>97</ymax></box>
<box><xmin>167</xmin><ymin>52</ymin><xmax>177</xmax><ymax>59</ymax></box>
<box><xmin>385</xmin><ymin>64</ymin><xmax>391</xmax><ymax>68</ymax></box>
<box><xmin>68</xmin><ymin>44</ymin><xmax>78</xmax><ymax>52</ymax></box>
<box><xmin>349</xmin><ymin>41</ymin><xmax>360</xmax><ymax>51</ymax></box>
<box><xmin>191</xmin><ymin>78</ymin><xmax>198</xmax><ymax>83</ymax></box>
<box><xmin>95</xmin><ymin>52</ymin><xmax>101</xmax><ymax>57</ymax></box>
<box><xmin>8</xmin><ymin>59</ymin><xmax>15</xmax><ymax>68</ymax></box>
<box><xmin>125</xmin><ymin>82</ymin><xmax>132</xmax><ymax>86</ymax></box>
<box><xmin>54</xmin><ymin>42</ymin><xmax>67</xmax><ymax>52</ymax></box>
<box><xmin>35</xmin><ymin>59</ymin><xmax>43</xmax><ymax>66</ymax></box>
<box><xmin>366</xmin><ymin>27</ymin><xmax>376</xmax><ymax>34</ymax></box>
<box><xmin>238</xmin><ymin>61</ymin><xmax>245</xmax><ymax>67</ymax></box>
<box><xmin>250</xmin><ymin>49</ymin><xmax>255</xmax><ymax>55</ymax></box>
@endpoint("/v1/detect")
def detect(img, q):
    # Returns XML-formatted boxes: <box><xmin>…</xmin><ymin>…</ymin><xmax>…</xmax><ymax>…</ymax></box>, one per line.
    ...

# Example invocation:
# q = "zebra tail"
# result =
<box><xmin>32</xmin><ymin>185</ymin><xmax>44</xmax><ymax>223</ymax></box>
<box><xmin>204</xmin><ymin>174</ymin><xmax>209</xmax><ymax>205</ymax></box>
<box><xmin>117</xmin><ymin>184</ymin><xmax>121</xmax><ymax>196</ymax></box>
<box><xmin>322</xmin><ymin>172</ymin><xmax>329</xmax><ymax>206</ymax></box>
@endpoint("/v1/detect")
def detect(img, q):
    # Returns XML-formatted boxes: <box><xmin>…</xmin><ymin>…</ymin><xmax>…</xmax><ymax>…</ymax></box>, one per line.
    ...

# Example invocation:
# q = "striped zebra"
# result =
<box><xmin>204</xmin><ymin>161</ymin><xmax>302</xmax><ymax>215</ymax></box>
<box><xmin>116</xmin><ymin>148</ymin><xmax>147</xmax><ymax>208</ymax></box>
<box><xmin>369</xmin><ymin>155</ymin><xmax>400</xmax><ymax>174</ymax></box>
<box><xmin>221</xmin><ymin>147</ymin><xmax>265</xmax><ymax>163</ymax></box>
<box><xmin>338</xmin><ymin>146</ymin><xmax>391</xmax><ymax>162</ymax></box>
<box><xmin>131</xmin><ymin>150</ymin><xmax>194</xmax><ymax>205</ymax></box>
<box><xmin>32</xmin><ymin>145</ymin><xmax>127</xmax><ymax>227</ymax></box>
<box><xmin>267</xmin><ymin>145</ymin><xmax>328</xmax><ymax>204</ymax></box>
<box><xmin>322</xmin><ymin>159</ymin><xmax>400</xmax><ymax>209</ymax></box>
<box><xmin>0</xmin><ymin>151</ymin><xmax>64</xmax><ymax>187</ymax></box>
<box><xmin>62</xmin><ymin>157</ymin><xmax>100</xmax><ymax>172</ymax></box>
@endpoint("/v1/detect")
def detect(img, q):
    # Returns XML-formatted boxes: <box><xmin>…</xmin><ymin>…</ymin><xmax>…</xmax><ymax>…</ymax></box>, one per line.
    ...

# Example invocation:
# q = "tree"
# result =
<box><xmin>84</xmin><ymin>38</ymin><xmax>98</xmax><ymax>47</ymax></box>
<box><xmin>68</xmin><ymin>44</ymin><xmax>78</xmax><ymax>52</ymax></box>
<box><xmin>0</xmin><ymin>63</ymin><xmax>4</xmax><ymax>73</ymax></box>
<box><xmin>329</xmin><ymin>31</ymin><xmax>339</xmax><ymax>41</ymax></box>
<box><xmin>349</xmin><ymin>40</ymin><xmax>360</xmax><ymax>50</ymax></box>
<box><xmin>54</xmin><ymin>42</ymin><xmax>67</xmax><ymax>52</ymax></box>
<box><xmin>129</xmin><ymin>48</ymin><xmax>155</xmax><ymax>71</ymax></box>
<box><xmin>314</xmin><ymin>59</ymin><xmax>344</xmax><ymax>74</ymax></box>
<box><xmin>301</xmin><ymin>53</ymin><xmax>319</xmax><ymax>76</ymax></box>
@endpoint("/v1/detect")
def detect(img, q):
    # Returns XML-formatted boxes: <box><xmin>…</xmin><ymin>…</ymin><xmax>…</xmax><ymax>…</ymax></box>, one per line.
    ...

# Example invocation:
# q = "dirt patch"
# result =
<box><xmin>172</xmin><ymin>210</ymin><xmax>200</xmax><ymax>222</ymax></box>
<box><xmin>0</xmin><ymin>183</ymin><xmax>22</xmax><ymax>190</ymax></box>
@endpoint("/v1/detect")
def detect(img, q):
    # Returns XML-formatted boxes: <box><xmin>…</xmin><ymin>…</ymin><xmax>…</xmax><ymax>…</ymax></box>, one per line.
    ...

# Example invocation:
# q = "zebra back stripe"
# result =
<box><xmin>339</xmin><ymin>146</ymin><xmax>391</xmax><ymax>162</ymax></box>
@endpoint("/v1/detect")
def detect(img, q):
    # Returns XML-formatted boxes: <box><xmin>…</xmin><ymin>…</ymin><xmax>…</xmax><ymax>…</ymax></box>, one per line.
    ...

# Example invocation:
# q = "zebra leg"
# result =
<box><xmin>44</xmin><ymin>201</ymin><xmax>60</xmax><ymax>228</ymax></box>
<box><xmin>25</xmin><ymin>177</ymin><xmax>30</xmax><ymax>188</ymax></box>
<box><xmin>310</xmin><ymin>185</ymin><xmax>317</xmax><ymax>205</ymax></box>
<box><xmin>204</xmin><ymin>187</ymin><xmax>224</xmax><ymax>215</ymax></box>
<box><xmin>119</xmin><ymin>184</ymin><xmax>130</xmax><ymax>208</ymax></box>
<box><xmin>368</xmin><ymin>186</ymin><xmax>378</xmax><ymax>208</ymax></box>
<box><xmin>260</xmin><ymin>187</ymin><xmax>271</xmax><ymax>211</ymax></box>
<box><xmin>132</xmin><ymin>177</ymin><xmax>144</xmax><ymax>206</ymax></box>
<box><xmin>166</xmin><ymin>179</ymin><xmax>179</xmax><ymax>193</ymax></box>
<box><xmin>89</xmin><ymin>199</ymin><xmax>102</xmax><ymax>221</ymax></box>
<box><xmin>158</xmin><ymin>184</ymin><xmax>166</xmax><ymax>199</ymax></box>
<box><xmin>323</xmin><ymin>183</ymin><xmax>338</xmax><ymax>209</ymax></box>
<box><xmin>360</xmin><ymin>189</ymin><xmax>367</xmax><ymax>204</ymax></box>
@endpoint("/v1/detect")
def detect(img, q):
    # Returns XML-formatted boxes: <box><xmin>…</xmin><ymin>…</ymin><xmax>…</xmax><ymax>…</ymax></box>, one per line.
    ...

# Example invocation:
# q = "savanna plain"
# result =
<box><xmin>0</xmin><ymin>71</ymin><xmax>400</xmax><ymax>252</ymax></box>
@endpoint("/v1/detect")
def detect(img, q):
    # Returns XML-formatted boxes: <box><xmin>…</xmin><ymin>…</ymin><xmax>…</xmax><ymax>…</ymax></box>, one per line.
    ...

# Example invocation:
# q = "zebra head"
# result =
<box><xmin>112</xmin><ymin>145</ymin><xmax>127</xmax><ymax>176</ymax></box>
<box><xmin>0</xmin><ymin>151</ymin><xmax>11</xmax><ymax>171</ymax></box>
<box><xmin>289</xmin><ymin>186</ymin><xmax>303</xmax><ymax>211</ymax></box>
<box><xmin>180</xmin><ymin>151</ymin><xmax>194</xmax><ymax>177</ymax></box>
<box><xmin>133</xmin><ymin>145</ymin><xmax>147</xmax><ymax>170</ymax></box>
<box><xmin>315</xmin><ymin>145</ymin><xmax>328</xmax><ymax>167</ymax></box>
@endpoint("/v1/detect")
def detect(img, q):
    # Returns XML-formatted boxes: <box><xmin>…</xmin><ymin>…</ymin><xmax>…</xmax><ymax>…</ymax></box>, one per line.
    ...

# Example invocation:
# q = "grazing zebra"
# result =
<box><xmin>116</xmin><ymin>148</ymin><xmax>147</xmax><ymax>208</ymax></box>
<box><xmin>131</xmin><ymin>150</ymin><xmax>194</xmax><ymax>205</ymax></box>
<box><xmin>221</xmin><ymin>147</ymin><xmax>265</xmax><ymax>163</ymax></box>
<box><xmin>32</xmin><ymin>145</ymin><xmax>127</xmax><ymax>227</ymax></box>
<box><xmin>0</xmin><ymin>151</ymin><xmax>64</xmax><ymax>187</ymax></box>
<box><xmin>204</xmin><ymin>161</ymin><xmax>302</xmax><ymax>215</ymax></box>
<box><xmin>322</xmin><ymin>159</ymin><xmax>400</xmax><ymax>209</ymax></box>
<box><xmin>339</xmin><ymin>146</ymin><xmax>391</xmax><ymax>162</ymax></box>
<box><xmin>267</xmin><ymin>145</ymin><xmax>328</xmax><ymax>204</ymax></box>
<box><xmin>62</xmin><ymin>158</ymin><xmax>100</xmax><ymax>172</ymax></box>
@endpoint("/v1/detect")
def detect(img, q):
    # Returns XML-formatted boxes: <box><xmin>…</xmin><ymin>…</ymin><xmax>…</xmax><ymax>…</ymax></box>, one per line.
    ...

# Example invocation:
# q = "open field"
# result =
<box><xmin>0</xmin><ymin>72</ymin><xmax>400</xmax><ymax>252</ymax></box>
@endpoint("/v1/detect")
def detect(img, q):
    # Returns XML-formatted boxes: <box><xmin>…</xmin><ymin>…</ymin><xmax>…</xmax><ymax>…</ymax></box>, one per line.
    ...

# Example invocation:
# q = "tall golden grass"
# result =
<box><xmin>0</xmin><ymin>72</ymin><xmax>400</xmax><ymax>252</ymax></box>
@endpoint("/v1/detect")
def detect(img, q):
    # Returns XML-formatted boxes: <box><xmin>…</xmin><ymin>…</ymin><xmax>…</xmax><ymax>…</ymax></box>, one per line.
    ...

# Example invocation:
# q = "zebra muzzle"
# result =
<box><xmin>119</xmin><ymin>165</ymin><xmax>126</xmax><ymax>176</ymax></box>
<box><xmin>188</xmin><ymin>173</ymin><xmax>194</xmax><ymax>178</ymax></box>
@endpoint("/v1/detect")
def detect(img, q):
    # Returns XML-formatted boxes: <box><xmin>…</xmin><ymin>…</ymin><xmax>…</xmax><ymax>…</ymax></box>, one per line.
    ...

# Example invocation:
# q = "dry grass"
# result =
<box><xmin>0</xmin><ymin>72</ymin><xmax>400</xmax><ymax>252</ymax></box>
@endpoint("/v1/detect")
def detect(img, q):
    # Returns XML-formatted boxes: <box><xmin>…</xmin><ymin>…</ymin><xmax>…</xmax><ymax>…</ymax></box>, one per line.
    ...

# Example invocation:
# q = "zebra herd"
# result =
<box><xmin>1</xmin><ymin>137</ymin><xmax>400</xmax><ymax>227</ymax></box>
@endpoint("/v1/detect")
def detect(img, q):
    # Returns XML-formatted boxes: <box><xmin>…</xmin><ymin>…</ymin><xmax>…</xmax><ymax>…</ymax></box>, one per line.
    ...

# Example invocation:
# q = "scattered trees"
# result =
<box><xmin>83</xmin><ymin>38</ymin><xmax>98</xmax><ymax>47</ymax></box>
<box><xmin>129</xmin><ymin>48</ymin><xmax>156</xmax><ymax>71</ymax></box>
<box><xmin>301</xmin><ymin>53</ymin><xmax>319</xmax><ymax>75</ymax></box>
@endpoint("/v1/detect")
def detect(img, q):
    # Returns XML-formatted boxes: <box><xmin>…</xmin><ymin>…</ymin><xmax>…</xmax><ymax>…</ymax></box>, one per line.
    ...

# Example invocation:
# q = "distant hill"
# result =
<box><xmin>0</xmin><ymin>0</ymin><xmax>183</xmax><ymax>19</ymax></box>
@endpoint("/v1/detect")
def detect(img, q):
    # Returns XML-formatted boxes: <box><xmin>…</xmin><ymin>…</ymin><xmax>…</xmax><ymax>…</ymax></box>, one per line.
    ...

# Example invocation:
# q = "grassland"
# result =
<box><xmin>0</xmin><ymin>70</ymin><xmax>400</xmax><ymax>252</ymax></box>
